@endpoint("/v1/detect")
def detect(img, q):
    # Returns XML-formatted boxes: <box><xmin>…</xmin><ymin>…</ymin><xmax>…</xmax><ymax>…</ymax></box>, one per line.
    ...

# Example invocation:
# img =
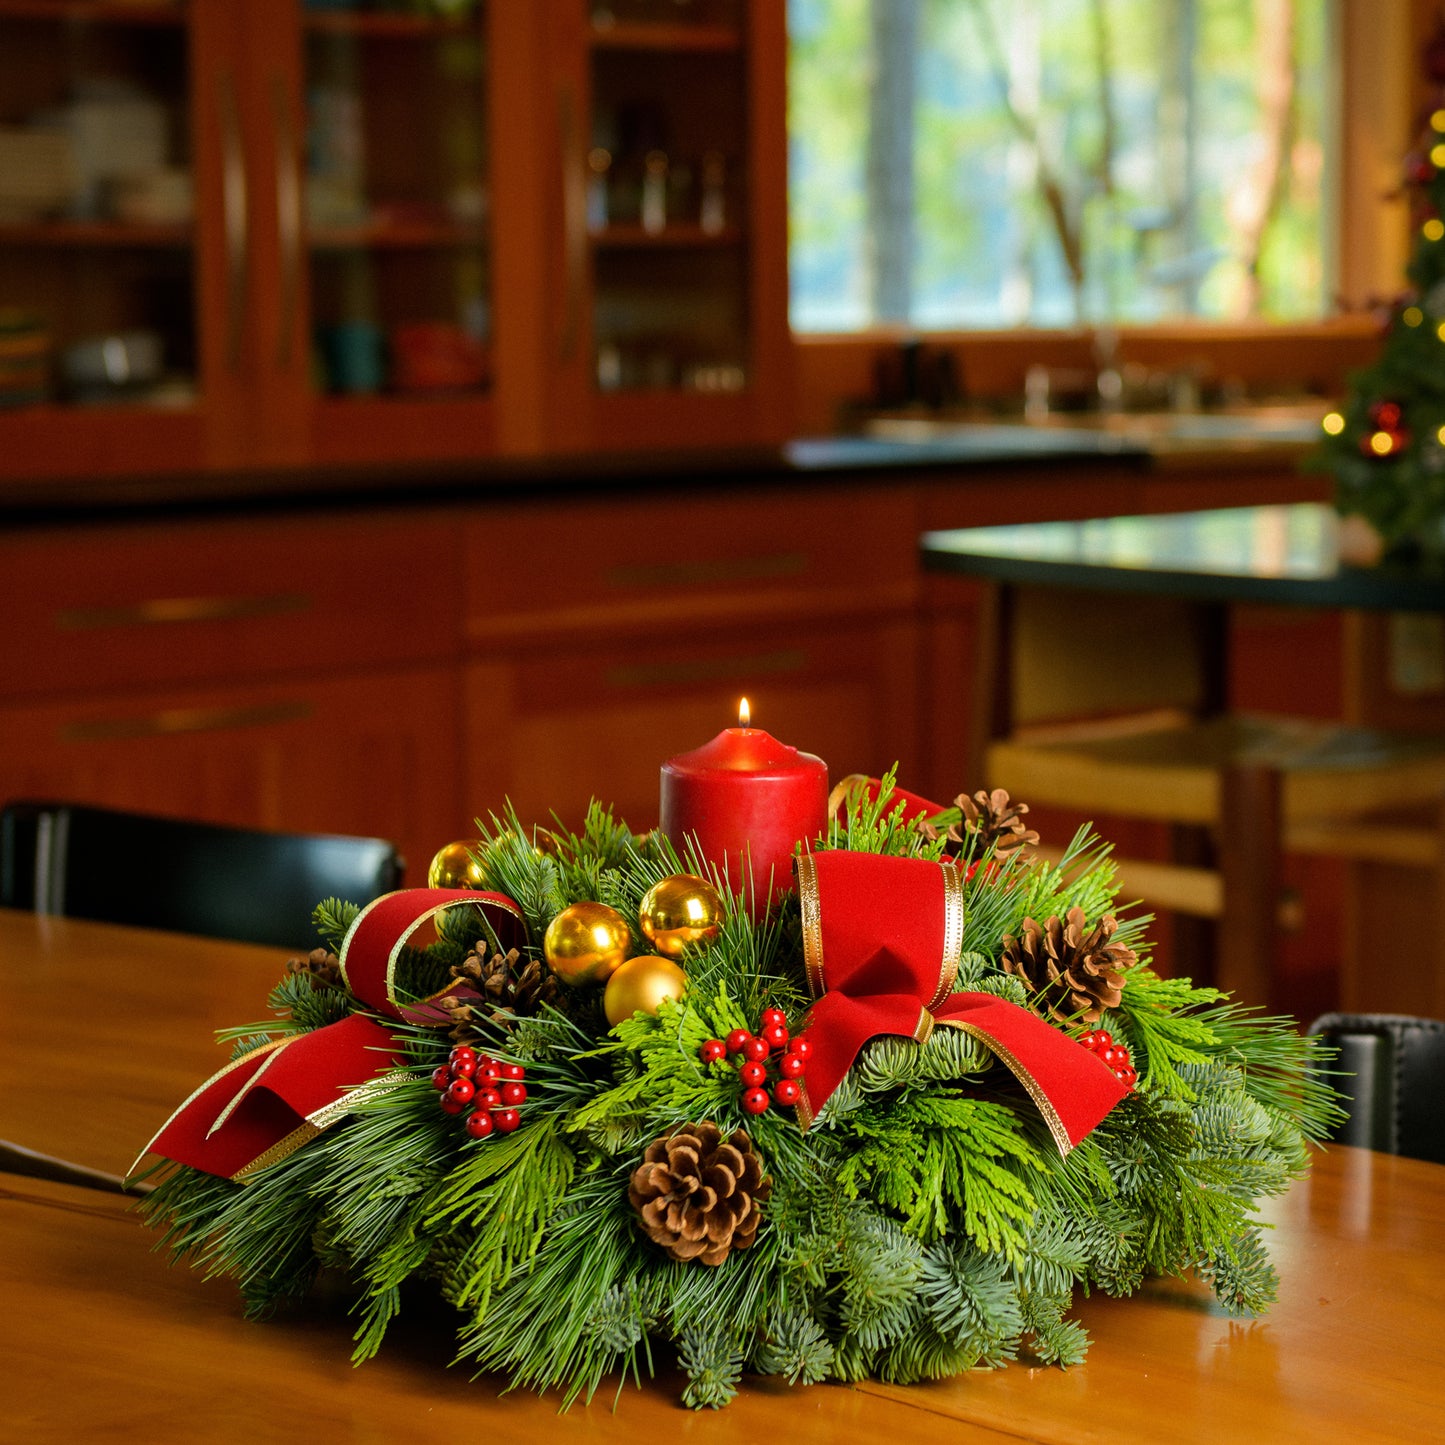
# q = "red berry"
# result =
<box><xmin>446</xmin><ymin>1077</ymin><xmax>476</xmax><ymax>1105</ymax></box>
<box><xmin>476</xmin><ymin>1062</ymin><xmax>501</xmax><ymax>1085</ymax></box>
<box><xmin>1092</xmin><ymin>1030</ymin><xmax>1113</xmax><ymax>1049</ymax></box>
<box><xmin>740</xmin><ymin>1087</ymin><xmax>769</xmax><ymax>1115</ymax></box>
<box><xmin>760</xmin><ymin>1007</ymin><xmax>787</xmax><ymax>1029</ymax></box>
<box><xmin>492</xmin><ymin>1107</ymin><xmax>521</xmax><ymax>1133</ymax></box>
<box><xmin>742</xmin><ymin>1036</ymin><xmax>769</xmax><ymax>1063</ymax></box>
<box><xmin>725</xmin><ymin>1028</ymin><xmax>753</xmax><ymax>1056</ymax></box>
<box><xmin>431</xmin><ymin>1064</ymin><xmax>454</xmax><ymax>1091</ymax></box>
<box><xmin>497</xmin><ymin>1062</ymin><xmax>526</xmax><ymax>1081</ymax></box>
<box><xmin>1077</xmin><ymin>1030</ymin><xmax>1099</xmax><ymax>1051</ymax></box>
<box><xmin>778</xmin><ymin>1052</ymin><xmax>805</xmax><ymax>1079</ymax></box>
<box><xmin>739</xmin><ymin>1061</ymin><xmax>766</xmax><ymax>1087</ymax></box>
<box><xmin>448</xmin><ymin>1046</ymin><xmax>477</xmax><ymax>1077</ymax></box>
<box><xmin>773</xmin><ymin>1079</ymin><xmax>801</xmax><ymax>1107</ymax></box>
<box><xmin>475</xmin><ymin>1087</ymin><xmax>502</xmax><ymax>1110</ymax></box>
<box><xmin>465</xmin><ymin>1110</ymin><xmax>494</xmax><ymax>1139</ymax></box>
<box><xmin>439</xmin><ymin>1094</ymin><xmax>467</xmax><ymax>1115</ymax></box>
<box><xmin>790</xmin><ymin>1036</ymin><xmax>813</xmax><ymax>1061</ymax></box>
<box><xmin>699</xmin><ymin>1039</ymin><xmax>726</xmax><ymax>1064</ymax></box>
<box><xmin>499</xmin><ymin>1081</ymin><xmax>527</xmax><ymax>1106</ymax></box>
<box><xmin>761</xmin><ymin>1022</ymin><xmax>789</xmax><ymax>1051</ymax></box>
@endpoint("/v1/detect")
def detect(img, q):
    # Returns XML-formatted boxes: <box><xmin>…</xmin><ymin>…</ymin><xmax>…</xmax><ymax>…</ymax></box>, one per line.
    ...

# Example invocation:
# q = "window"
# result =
<box><xmin>788</xmin><ymin>0</ymin><xmax>1336</xmax><ymax>332</ymax></box>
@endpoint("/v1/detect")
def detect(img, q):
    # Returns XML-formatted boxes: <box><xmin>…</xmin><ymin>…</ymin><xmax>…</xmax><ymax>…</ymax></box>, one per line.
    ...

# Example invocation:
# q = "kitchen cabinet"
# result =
<box><xmin>0</xmin><ymin>1</ymin><xmax>788</xmax><ymax>479</ymax></box>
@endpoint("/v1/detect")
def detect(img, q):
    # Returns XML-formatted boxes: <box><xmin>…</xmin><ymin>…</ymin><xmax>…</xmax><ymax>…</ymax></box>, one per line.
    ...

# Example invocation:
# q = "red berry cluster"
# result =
<box><xmin>698</xmin><ymin>1008</ymin><xmax>812</xmax><ymax>1115</ymax></box>
<box><xmin>1078</xmin><ymin>1028</ymin><xmax>1136</xmax><ymax>1088</ymax></box>
<box><xmin>432</xmin><ymin>1045</ymin><xmax>527</xmax><ymax>1139</ymax></box>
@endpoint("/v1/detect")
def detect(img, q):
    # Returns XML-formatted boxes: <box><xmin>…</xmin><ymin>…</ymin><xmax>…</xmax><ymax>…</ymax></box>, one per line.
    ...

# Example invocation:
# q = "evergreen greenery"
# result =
<box><xmin>134</xmin><ymin>789</ymin><xmax>1341</xmax><ymax>1410</ymax></box>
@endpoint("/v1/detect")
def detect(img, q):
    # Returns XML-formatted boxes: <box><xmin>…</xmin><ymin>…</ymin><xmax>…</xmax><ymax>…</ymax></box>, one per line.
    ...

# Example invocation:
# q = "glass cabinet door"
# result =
<box><xmin>586</xmin><ymin>2</ymin><xmax>748</xmax><ymax>398</ymax></box>
<box><xmin>0</xmin><ymin>2</ymin><xmax>200</xmax><ymax>438</ymax></box>
<box><xmin>299</xmin><ymin>3</ymin><xmax>490</xmax><ymax>411</ymax></box>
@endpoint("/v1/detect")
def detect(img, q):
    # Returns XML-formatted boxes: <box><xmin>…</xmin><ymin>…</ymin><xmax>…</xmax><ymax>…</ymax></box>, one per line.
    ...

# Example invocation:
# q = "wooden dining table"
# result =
<box><xmin>3</xmin><ymin>906</ymin><xmax>1443</xmax><ymax>1442</ymax></box>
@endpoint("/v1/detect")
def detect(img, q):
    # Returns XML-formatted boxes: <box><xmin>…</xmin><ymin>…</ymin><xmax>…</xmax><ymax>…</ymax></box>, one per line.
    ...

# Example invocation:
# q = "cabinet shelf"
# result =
<box><xmin>302</xmin><ymin>11</ymin><xmax>477</xmax><ymax>39</ymax></box>
<box><xmin>589</xmin><ymin>21</ymin><xmax>741</xmax><ymax>53</ymax></box>
<box><xmin>309</xmin><ymin>221</ymin><xmax>487</xmax><ymax>251</ymax></box>
<box><xmin>0</xmin><ymin>0</ymin><xmax>184</xmax><ymax>26</ymax></box>
<box><xmin>0</xmin><ymin>220</ymin><xmax>191</xmax><ymax>249</ymax></box>
<box><xmin>590</xmin><ymin>223</ymin><xmax>743</xmax><ymax>249</ymax></box>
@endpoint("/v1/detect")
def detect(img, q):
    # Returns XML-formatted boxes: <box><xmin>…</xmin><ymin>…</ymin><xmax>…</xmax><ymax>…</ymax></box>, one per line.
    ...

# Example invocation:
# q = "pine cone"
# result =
<box><xmin>286</xmin><ymin>947</ymin><xmax>343</xmax><ymax>988</ymax></box>
<box><xmin>441</xmin><ymin>947</ymin><xmax>564</xmax><ymax>1042</ymax></box>
<box><xmin>1000</xmin><ymin>906</ymin><xmax>1137</xmax><ymax>1022</ymax></box>
<box><xmin>629</xmin><ymin>1122</ymin><xmax>771</xmax><ymax>1266</ymax></box>
<box><xmin>959</xmin><ymin>788</ymin><xmax>1039</xmax><ymax>854</ymax></box>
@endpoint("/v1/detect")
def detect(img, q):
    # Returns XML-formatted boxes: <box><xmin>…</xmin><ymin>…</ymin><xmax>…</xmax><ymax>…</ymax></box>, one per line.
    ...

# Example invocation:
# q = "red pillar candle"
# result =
<box><xmin>659</xmin><ymin>700</ymin><xmax>829</xmax><ymax>905</ymax></box>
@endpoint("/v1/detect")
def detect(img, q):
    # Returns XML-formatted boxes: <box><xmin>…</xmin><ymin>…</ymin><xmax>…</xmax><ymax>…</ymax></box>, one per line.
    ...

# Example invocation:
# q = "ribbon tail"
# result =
<box><xmin>933</xmin><ymin>993</ymin><xmax>1128</xmax><ymax>1154</ymax></box>
<box><xmin>138</xmin><ymin>1013</ymin><xmax>408</xmax><ymax>1182</ymax></box>
<box><xmin>797</xmin><ymin>990</ymin><xmax>933</xmax><ymax>1129</ymax></box>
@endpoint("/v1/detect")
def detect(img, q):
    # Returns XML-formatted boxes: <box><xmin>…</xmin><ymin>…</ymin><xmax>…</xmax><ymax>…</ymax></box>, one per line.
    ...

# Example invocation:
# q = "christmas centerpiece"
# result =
<box><xmin>132</xmin><ymin>707</ymin><xmax>1338</xmax><ymax>1410</ymax></box>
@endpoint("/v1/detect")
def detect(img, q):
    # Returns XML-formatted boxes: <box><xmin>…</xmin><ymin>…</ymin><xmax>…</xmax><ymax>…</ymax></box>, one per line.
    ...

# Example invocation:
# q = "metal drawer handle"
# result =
<box><xmin>606</xmin><ymin>553</ymin><xmax>808</xmax><ymax>589</ymax></box>
<box><xmin>607</xmin><ymin>649</ymin><xmax>807</xmax><ymax>689</ymax></box>
<box><xmin>61</xmin><ymin>701</ymin><xmax>313</xmax><ymax>743</ymax></box>
<box><xmin>55</xmin><ymin>593</ymin><xmax>311</xmax><ymax>631</ymax></box>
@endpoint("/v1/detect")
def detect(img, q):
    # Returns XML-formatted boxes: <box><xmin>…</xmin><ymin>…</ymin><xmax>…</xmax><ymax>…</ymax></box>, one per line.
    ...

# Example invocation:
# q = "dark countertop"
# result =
<box><xmin>0</xmin><ymin>411</ymin><xmax>1323</xmax><ymax>528</ymax></box>
<box><xmin>0</xmin><ymin>429</ymin><xmax>1153</xmax><ymax>528</ymax></box>
<box><xmin>922</xmin><ymin>502</ymin><xmax>1445</xmax><ymax>613</ymax></box>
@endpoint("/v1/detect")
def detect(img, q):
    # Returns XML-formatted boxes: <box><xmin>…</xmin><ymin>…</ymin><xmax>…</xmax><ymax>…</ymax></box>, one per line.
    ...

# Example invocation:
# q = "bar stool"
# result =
<box><xmin>974</xmin><ymin>585</ymin><xmax>1445</xmax><ymax>1009</ymax></box>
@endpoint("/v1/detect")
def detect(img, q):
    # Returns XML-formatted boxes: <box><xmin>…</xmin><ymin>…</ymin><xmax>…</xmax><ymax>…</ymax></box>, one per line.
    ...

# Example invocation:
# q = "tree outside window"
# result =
<box><xmin>788</xmin><ymin>0</ymin><xmax>1335</xmax><ymax>332</ymax></box>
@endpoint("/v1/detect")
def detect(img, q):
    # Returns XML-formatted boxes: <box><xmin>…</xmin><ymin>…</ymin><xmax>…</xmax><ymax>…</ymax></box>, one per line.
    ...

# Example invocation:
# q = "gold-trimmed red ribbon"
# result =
<box><xmin>136</xmin><ymin>888</ymin><xmax>525</xmax><ymax>1183</ymax></box>
<box><xmin>793</xmin><ymin>851</ymin><xmax>1127</xmax><ymax>1151</ymax></box>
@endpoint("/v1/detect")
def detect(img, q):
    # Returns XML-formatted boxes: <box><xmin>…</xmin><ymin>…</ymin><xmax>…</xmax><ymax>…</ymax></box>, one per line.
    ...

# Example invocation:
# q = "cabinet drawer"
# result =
<box><xmin>0</xmin><ymin>511</ymin><xmax>461</xmax><ymax>701</ymax></box>
<box><xmin>0</xmin><ymin>665</ymin><xmax>465</xmax><ymax>887</ymax></box>
<box><xmin>462</xmin><ymin>485</ymin><xmax>918</xmax><ymax>643</ymax></box>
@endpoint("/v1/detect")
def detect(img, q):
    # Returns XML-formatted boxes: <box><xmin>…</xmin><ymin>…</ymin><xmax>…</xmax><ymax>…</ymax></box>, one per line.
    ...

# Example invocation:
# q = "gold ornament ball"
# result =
<box><xmin>638</xmin><ymin>874</ymin><xmax>723</xmax><ymax>959</ymax></box>
<box><xmin>543</xmin><ymin>901</ymin><xmax>632</xmax><ymax>987</ymax></box>
<box><xmin>604</xmin><ymin>954</ymin><xmax>688</xmax><ymax>1026</ymax></box>
<box><xmin>427</xmin><ymin>840</ymin><xmax>489</xmax><ymax>891</ymax></box>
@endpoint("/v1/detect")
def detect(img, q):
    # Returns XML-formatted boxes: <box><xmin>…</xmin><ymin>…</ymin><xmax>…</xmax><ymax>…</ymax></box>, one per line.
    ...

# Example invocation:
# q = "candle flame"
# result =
<box><xmin>738</xmin><ymin>696</ymin><xmax>751</xmax><ymax>727</ymax></box>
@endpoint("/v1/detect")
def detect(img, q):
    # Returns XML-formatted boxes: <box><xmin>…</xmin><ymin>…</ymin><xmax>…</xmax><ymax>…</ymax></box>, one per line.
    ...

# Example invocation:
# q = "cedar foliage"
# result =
<box><xmin>134</xmin><ymin>788</ymin><xmax>1341</xmax><ymax>1409</ymax></box>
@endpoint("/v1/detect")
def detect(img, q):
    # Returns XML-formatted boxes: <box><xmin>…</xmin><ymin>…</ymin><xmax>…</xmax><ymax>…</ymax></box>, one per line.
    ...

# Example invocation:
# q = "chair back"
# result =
<box><xmin>1306</xmin><ymin>1012</ymin><xmax>1445</xmax><ymax>1166</ymax></box>
<box><xmin>0</xmin><ymin>800</ymin><xmax>404</xmax><ymax>950</ymax></box>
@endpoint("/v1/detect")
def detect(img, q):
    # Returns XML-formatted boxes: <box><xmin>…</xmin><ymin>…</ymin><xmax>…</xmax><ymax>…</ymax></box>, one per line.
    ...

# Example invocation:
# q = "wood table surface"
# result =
<box><xmin>3</xmin><ymin>908</ymin><xmax>1443</xmax><ymax>1442</ymax></box>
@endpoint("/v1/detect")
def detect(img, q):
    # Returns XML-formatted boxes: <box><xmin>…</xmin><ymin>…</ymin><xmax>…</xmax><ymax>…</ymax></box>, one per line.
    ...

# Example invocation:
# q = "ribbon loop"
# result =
<box><xmin>139</xmin><ymin>889</ymin><xmax>528</xmax><ymax>1182</ymax></box>
<box><xmin>794</xmin><ymin>850</ymin><xmax>1126</xmax><ymax>1151</ymax></box>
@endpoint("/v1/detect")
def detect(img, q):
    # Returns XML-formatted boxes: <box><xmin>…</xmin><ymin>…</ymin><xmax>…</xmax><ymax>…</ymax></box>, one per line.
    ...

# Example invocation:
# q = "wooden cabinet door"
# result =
<box><xmin>0</xmin><ymin>666</ymin><xmax>465</xmax><ymax>891</ymax></box>
<box><xmin>0</xmin><ymin>0</ymin><xmax>250</xmax><ymax>477</ymax></box>
<box><xmin>463</xmin><ymin>615</ymin><xmax>919</xmax><ymax>835</ymax></box>
<box><xmin>515</xmin><ymin>0</ymin><xmax>790</xmax><ymax>456</ymax></box>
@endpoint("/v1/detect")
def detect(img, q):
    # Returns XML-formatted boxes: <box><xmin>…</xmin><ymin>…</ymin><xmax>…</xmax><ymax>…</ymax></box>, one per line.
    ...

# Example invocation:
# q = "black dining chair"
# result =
<box><xmin>0</xmin><ymin>799</ymin><xmax>404</xmax><ymax>951</ymax></box>
<box><xmin>1306</xmin><ymin>1012</ymin><xmax>1445</xmax><ymax>1167</ymax></box>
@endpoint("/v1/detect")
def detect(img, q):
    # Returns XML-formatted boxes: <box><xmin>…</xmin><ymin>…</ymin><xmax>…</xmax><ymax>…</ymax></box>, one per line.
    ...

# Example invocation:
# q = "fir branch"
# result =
<box><xmin>312</xmin><ymin>898</ymin><xmax>361</xmax><ymax>952</ymax></box>
<box><xmin>838</xmin><ymin>1095</ymin><xmax>1044</xmax><ymax>1259</ymax></box>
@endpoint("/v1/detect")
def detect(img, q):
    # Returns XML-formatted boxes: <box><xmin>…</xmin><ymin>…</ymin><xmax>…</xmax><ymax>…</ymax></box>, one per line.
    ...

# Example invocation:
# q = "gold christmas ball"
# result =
<box><xmin>604</xmin><ymin>954</ymin><xmax>688</xmax><ymax>1026</ymax></box>
<box><xmin>638</xmin><ymin>874</ymin><xmax>723</xmax><ymax>959</ymax></box>
<box><xmin>543</xmin><ymin>901</ymin><xmax>632</xmax><ymax>987</ymax></box>
<box><xmin>427</xmin><ymin>840</ymin><xmax>489</xmax><ymax>891</ymax></box>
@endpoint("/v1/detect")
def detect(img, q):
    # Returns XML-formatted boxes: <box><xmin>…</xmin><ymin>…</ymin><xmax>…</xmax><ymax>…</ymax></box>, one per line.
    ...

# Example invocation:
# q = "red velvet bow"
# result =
<box><xmin>794</xmin><ymin>850</ymin><xmax>1127</xmax><ymax>1152</ymax></box>
<box><xmin>137</xmin><ymin>889</ymin><xmax>525</xmax><ymax>1183</ymax></box>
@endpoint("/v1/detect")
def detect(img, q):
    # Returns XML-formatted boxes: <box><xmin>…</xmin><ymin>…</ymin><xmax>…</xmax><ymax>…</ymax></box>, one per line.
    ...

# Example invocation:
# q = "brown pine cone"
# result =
<box><xmin>442</xmin><ymin>948</ymin><xmax>564</xmax><ymax>1042</ymax></box>
<box><xmin>1000</xmin><ymin>906</ymin><xmax>1137</xmax><ymax>1022</ymax></box>
<box><xmin>959</xmin><ymin>788</ymin><xmax>1039</xmax><ymax>854</ymax></box>
<box><xmin>628</xmin><ymin>1122</ymin><xmax>772</xmax><ymax>1266</ymax></box>
<box><xmin>286</xmin><ymin>947</ymin><xmax>343</xmax><ymax>988</ymax></box>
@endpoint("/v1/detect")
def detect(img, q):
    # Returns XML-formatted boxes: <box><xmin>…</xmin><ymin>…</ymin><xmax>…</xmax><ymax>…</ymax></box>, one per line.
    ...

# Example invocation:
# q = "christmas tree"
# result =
<box><xmin>1317</xmin><ymin>24</ymin><xmax>1445</xmax><ymax>560</ymax></box>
